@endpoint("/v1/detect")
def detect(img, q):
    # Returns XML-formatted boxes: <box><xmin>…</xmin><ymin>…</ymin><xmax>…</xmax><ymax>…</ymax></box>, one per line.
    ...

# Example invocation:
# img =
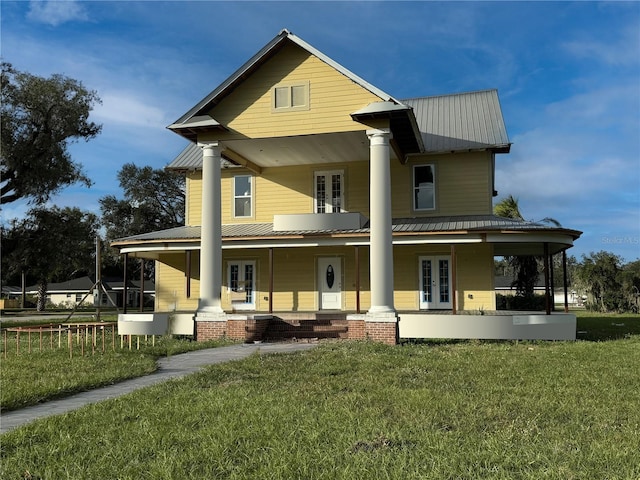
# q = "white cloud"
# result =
<box><xmin>563</xmin><ymin>24</ymin><xmax>640</xmax><ymax>67</ymax></box>
<box><xmin>93</xmin><ymin>91</ymin><xmax>170</xmax><ymax>130</ymax></box>
<box><xmin>27</xmin><ymin>0</ymin><xmax>88</xmax><ymax>27</ymax></box>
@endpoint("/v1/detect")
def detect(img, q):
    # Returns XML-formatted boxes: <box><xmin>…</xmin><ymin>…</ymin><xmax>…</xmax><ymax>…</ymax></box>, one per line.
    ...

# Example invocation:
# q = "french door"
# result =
<box><xmin>419</xmin><ymin>256</ymin><xmax>452</xmax><ymax>309</ymax></box>
<box><xmin>228</xmin><ymin>260</ymin><xmax>256</xmax><ymax>310</ymax></box>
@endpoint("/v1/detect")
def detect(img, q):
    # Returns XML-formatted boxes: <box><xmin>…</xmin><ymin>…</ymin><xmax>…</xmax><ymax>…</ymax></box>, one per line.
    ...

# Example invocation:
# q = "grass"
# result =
<box><xmin>0</xmin><ymin>320</ymin><xmax>234</xmax><ymax>411</ymax></box>
<box><xmin>1</xmin><ymin>313</ymin><xmax>639</xmax><ymax>479</ymax></box>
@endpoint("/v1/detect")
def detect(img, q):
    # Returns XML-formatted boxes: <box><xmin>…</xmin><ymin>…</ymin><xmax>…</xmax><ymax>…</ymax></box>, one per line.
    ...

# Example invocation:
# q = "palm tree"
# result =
<box><xmin>494</xmin><ymin>196</ymin><xmax>560</xmax><ymax>298</ymax></box>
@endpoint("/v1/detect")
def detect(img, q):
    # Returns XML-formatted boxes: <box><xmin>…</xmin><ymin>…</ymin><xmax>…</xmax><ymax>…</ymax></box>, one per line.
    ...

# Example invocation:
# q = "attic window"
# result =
<box><xmin>272</xmin><ymin>81</ymin><xmax>309</xmax><ymax>112</ymax></box>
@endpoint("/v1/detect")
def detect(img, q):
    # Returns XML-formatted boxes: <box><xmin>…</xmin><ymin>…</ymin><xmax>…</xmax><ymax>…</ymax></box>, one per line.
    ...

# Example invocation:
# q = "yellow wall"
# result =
<box><xmin>154</xmin><ymin>243</ymin><xmax>494</xmax><ymax>313</ymax></box>
<box><xmin>185</xmin><ymin>151</ymin><xmax>493</xmax><ymax>226</ymax></box>
<box><xmin>208</xmin><ymin>42</ymin><xmax>381</xmax><ymax>139</ymax></box>
<box><xmin>391</xmin><ymin>152</ymin><xmax>493</xmax><ymax>217</ymax></box>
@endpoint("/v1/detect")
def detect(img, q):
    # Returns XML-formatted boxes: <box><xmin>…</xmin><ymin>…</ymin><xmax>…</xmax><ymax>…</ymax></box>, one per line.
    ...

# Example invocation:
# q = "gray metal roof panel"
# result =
<box><xmin>166</xmin><ymin>143</ymin><xmax>239</xmax><ymax>171</ymax></box>
<box><xmin>113</xmin><ymin>215</ymin><xmax>579</xmax><ymax>245</ymax></box>
<box><xmin>402</xmin><ymin>90</ymin><xmax>510</xmax><ymax>153</ymax></box>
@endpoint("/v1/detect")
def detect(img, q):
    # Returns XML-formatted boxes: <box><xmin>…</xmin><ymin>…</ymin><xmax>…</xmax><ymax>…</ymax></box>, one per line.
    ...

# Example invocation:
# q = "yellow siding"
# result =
<box><xmin>455</xmin><ymin>244</ymin><xmax>496</xmax><ymax>310</ymax></box>
<box><xmin>155</xmin><ymin>253</ymin><xmax>199</xmax><ymax>312</ymax></box>
<box><xmin>185</xmin><ymin>172</ymin><xmax>202</xmax><ymax>226</ymax></box>
<box><xmin>390</xmin><ymin>152</ymin><xmax>493</xmax><ymax>218</ymax></box>
<box><xmin>186</xmin><ymin>154</ymin><xmax>491</xmax><ymax>226</ymax></box>
<box><xmin>154</xmin><ymin>243</ymin><xmax>495</xmax><ymax>314</ymax></box>
<box><xmin>209</xmin><ymin>43</ymin><xmax>381</xmax><ymax>139</ymax></box>
<box><xmin>185</xmin><ymin>161</ymin><xmax>372</xmax><ymax>226</ymax></box>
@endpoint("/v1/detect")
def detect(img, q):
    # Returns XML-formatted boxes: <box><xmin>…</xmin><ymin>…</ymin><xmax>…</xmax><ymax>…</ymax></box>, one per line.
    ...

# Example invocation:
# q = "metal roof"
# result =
<box><xmin>112</xmin><ymin>215</ymin><xmax>580</xmax><ymax>244</ymax></box>
<box><xmin>402</xmin><ymin>90</ymin><xmax>511</xmax><ymax>153</ymax></box>
<box><xmin>167</xmin><ymin>143</ymin><xmax>237</xmax><ymax>171</ymax></box>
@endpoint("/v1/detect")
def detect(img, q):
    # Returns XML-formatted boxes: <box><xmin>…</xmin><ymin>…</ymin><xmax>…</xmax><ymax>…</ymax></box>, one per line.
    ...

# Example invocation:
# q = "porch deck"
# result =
<box><xmin>118</xmin><ymin>309</ymin><xmax>577</xmax><ymax>343</ymax></box>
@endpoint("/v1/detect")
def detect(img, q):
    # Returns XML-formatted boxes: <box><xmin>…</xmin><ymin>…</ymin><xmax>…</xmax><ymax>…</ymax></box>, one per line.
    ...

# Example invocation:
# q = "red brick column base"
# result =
<box><xmin>196</xmin><ymin>320</ymin><xmax>226</xmax><ymax>341</ymax></box>
<box><xmin>347</xmin><ymin>319</ymin><xmax>366</xmax><ymax>340</ymax></box>
<box><xmin>365</xmin><ymin>321</ymin><xmax>397</xmax><ymax>345</ymax></box>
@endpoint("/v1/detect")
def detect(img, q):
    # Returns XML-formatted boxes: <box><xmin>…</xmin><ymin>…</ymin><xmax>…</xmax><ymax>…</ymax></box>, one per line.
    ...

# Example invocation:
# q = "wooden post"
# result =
<box><xmin>4</xmin><ymin>329</ymin><xmax>7</xmax><ymax>359</ymax></box>
<box><xmin>543</xmin><ymin>243</ymin><xmax>551</xmax><ymax>315</ymax></box>
<box><xmin>123</xmin><ymin>253</ymin><xmax>129</xmax><ymax>314</ymax></box>
<box><xmin>16</xmin><ymin>330</ymin><xmax>19</xmax><ymax>356</ymax></box>
<box><xmin>28</xmin><ymin>330</ymin><xmax>32</xmax><ymax>354</ymax></box>
<box><xmin>39</xmin><ymin>327</ymin><xmax>43</xmax><ymax>352</ymax></box>
<box><xmin>562</xmin><ymin>250</ymin><xmax>569</xmax><ymax>313</ymax></box>
<box><xmin>451</xmin><ymin>245</ymin><xmax>457</xmax><ymax>315</ymax></box>
<box><xmin>139</xmin><ymin>259</ymin><xmax>145</xmax><ymax>312</ymax></box>
<box><xmin>21</xmin><ymin>270</ymin><xmax>26</xmax><ymax>309</ymax></box>
<box><xmin>355</xmin><ymin>245</ymin><xmax>361</xmax><ymax>314</ymax></box>
<box><xmin>185</xmin><ymin>251</ymin><xmax>192</xmax><ymax>299</ymax></box>
<box><xmin>269</xmin><ymin>248</ymin><xmax>274</xmax><ymax>314</ymax></box>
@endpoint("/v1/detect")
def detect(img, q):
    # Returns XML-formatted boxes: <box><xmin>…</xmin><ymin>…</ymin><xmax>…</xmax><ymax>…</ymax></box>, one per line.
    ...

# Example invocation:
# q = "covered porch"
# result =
<box><xmin>112</xmin><ymin>216</ymin><xmax>581</xmax><ymax>344</ymax></box>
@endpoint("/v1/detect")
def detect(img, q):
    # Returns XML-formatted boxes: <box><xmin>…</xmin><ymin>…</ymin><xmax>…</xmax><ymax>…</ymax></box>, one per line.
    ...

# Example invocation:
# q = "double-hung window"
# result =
<box><xmin>413</xmin><ymin>164</ymin><xmax>435</xmax><ymax>211</ymax></box>
<box><xmin>315</xmin><ymin>170</ymin><xmax>344</xmax><ymax>213</ymax></box>
<box><xmin>233</xmin><ymin>175</ymin><xmax>252</xmax><ymax>218</ymax></box>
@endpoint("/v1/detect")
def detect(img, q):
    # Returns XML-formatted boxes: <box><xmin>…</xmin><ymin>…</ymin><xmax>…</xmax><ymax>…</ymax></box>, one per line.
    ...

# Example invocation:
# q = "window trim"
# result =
<box><xmin>314</xmin><ymin>169</ymin><xmax>345</xmax><ymax>214</ymax></box>
<box><xmin>271</xmin><ymin>81</ymin><xmax>310</xmax><ymax>112</ymax></box>
<box><xmin>233</xmin><ymin>174</ymin><xmax>253</xmax><ymax>219</ymax></box>
<box><xmin>413</xmin><ymin>164</ymin><xmax>436</xmax><ymax>211</ymax></box>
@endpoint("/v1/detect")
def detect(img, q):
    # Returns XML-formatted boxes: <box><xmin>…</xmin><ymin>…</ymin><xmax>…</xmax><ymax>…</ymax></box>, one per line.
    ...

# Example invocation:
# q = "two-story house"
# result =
<box><xmin>112</xmin><ymin>30</ymin><xmax>581</xmax><ymax>344</ymax></box>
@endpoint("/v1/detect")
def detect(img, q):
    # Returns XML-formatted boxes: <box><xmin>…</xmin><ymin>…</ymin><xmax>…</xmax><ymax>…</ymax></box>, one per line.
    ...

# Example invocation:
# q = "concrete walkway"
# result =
<box><xmin>0</xmin><ymin>342</ymin><xmax>318</xmax><ymax>434</ymax></box>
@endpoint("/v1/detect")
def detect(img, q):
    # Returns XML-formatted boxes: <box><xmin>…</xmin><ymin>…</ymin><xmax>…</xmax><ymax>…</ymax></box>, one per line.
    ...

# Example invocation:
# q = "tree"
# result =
<box><xmin>100</xmin><ymin>163</ymin><xmax>185</xmax><ymax>277</ymax></box>
<box><xmin>577</xmin><ymin>252</ymin><xmax>640</xmax><ymax>313</ymax></box>
<box><xmin>1</xmin><ymin>62</ymin><xmax>101</xmax><ymax>205</ymax></box>
<box><xmin>1</xmin><ymin>207</ymin><xmax>99</xmax><ymax>310</ymax></box>
<box><xmin>493</xmin><ymin>195</ymin><xmax>566</xmax><ymax>300</ymax></box>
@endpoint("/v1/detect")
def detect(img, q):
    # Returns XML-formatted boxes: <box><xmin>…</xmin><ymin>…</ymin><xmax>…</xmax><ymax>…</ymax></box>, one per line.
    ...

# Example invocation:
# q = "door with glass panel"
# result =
<box><xmin>318</xmin><ymin>257</ymin><xmax>342</xmax><ymax>310</ymax></box>
<box><xmin>419</xmin><ymin>256</ymin><xmax>452</xmax><ymax>309</ymax></box>
<box><xmin>315</xmin><ymin>171</ymin><xmax>344</xmax><ymax>213</ymax></box>
<box><xmin>228</xmin><ymin>260</ymin><xmax>256</xmax><ymax>311</ymax></box>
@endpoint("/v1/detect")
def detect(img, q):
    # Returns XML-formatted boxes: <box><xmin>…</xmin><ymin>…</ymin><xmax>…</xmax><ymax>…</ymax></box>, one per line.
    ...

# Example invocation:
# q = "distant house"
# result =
<box><xmin>23</xmin><ymin>276</ymin><xmax>155</xmax><ymax>309</ymax></box>
<box><xmin>112</xmin><ymin>29</ymin><xmax>582</xmax><ymax>343</ymax></box>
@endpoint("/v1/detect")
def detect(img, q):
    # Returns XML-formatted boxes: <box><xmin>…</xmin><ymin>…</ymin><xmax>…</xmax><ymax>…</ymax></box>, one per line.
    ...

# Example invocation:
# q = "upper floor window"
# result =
<box><xmin>315</xmin><ymin>170</ymin><xmax>343</xmax><ymax>213</ymax></box>
<box><xmin>413</xmin><ymin>164</ymin><xmax>435</xmax><ymax>211</ymax></box>
<box><xmin>272</xmin><ymin>81</ymin><xmax>309</xmax><ymax>112</ymax></box>
<box><xmin>234</xmin><ymin>175</ymin><xmax>252</xmax><ymax>218</ymax></box>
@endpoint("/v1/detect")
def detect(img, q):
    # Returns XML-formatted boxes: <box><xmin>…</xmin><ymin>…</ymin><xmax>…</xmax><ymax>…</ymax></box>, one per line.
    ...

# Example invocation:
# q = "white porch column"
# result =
<box><xmin>367</xmin><ymin>128</ymin><xmax>396</xmax><ymax>319</ymax></box>
<box><xmin>196</xmin><ymin>141</ymin><xmax>225</xmax><ymax>319</ymax></box>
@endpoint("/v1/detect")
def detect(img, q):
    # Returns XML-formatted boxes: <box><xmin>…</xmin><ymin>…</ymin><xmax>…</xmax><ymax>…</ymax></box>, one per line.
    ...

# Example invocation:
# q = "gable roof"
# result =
<box><xmin>167</xmin><ymin>89</ymin><xmax>511</xmax><ymax>171</ymax></box>
<box><xmin>168</xmin><ymin>29</ymin><xmax>401</xmax><ymax>136</ymax></box>
<box><xmin>403</xmin><ymin>90</ymin><xmax>510</xmax><ymax>153</ymax></box>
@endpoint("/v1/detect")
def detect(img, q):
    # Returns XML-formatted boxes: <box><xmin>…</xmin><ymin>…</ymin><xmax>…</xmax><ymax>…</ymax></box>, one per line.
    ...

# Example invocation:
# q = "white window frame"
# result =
<box><xmin>413</xmin><ymin>164</ymin><xmax>436</xmax><ymax>211</ymax></box>
<box><xmin>233</xmin><ymin>175</ymin><xmax>253</xmax><ymax>218</ymax></box>
<box><xmin>314</xmin><ymin>170</ymin><xmax>344</xmax><ymax>213</ymax></box>
<box><xmin>272</xmin><ymin>81</ymin><xmax>310</xmax><ymax>112</ymax></box>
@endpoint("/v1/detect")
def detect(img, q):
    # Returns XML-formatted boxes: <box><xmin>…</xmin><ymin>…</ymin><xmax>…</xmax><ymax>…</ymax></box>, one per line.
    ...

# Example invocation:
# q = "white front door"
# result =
<box><xmin>228</xmin><ymin>260</ymin><xmax>256</xmax><ymax>311</ymax></box>
<box><xmin>419</xmin><ymin>256</ymin><xmax>452</xmax><ymax>310</ymax></box>
<box><xmin>318</xmin><ymin>257</ymin><xmax>342</xmax><ymax>310</ymax></box>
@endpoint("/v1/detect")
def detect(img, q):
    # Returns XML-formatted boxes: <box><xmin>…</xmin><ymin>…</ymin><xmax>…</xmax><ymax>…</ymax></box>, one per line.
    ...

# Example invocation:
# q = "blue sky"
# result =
<box><xmin>2</xmin><ymin>1</ymin><xmax>639</xmax><ymax>262</ymax></box>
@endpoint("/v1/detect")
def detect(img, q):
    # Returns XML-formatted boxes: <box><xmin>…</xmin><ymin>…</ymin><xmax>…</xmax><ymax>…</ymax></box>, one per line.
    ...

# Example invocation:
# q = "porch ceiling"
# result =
<box><xmin>223</xmin><ymin>131</ymin><xmax>393</xmax><ymax>168</ymax></box>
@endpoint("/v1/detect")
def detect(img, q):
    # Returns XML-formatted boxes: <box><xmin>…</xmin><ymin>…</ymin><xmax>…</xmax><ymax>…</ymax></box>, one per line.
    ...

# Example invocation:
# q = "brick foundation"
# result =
<box><xmin>196</xmin><ymin>320</ymin><xmax>226</xmax><ymax>341</ymax></box>
<box><xmin>365</xmin><ymin>321</ymin><xmax>398</xmax><ymax>345</ymax></box>
<box><xmin>347</xmin><ymin>319</ymin><xmax>366</xmax><ymax>340</ymax></box>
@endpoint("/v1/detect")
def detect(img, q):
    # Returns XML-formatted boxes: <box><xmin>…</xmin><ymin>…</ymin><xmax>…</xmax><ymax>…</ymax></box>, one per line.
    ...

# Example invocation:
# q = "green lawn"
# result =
<box><xmin>0</xmin><ymin>322</ymin><xmax>234</xmax><ymax>411</ymax></box>
<box><xmin>1</xmin><ymin>313</ymin><xmax>639</xmax><ymax>479</ymax></box>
